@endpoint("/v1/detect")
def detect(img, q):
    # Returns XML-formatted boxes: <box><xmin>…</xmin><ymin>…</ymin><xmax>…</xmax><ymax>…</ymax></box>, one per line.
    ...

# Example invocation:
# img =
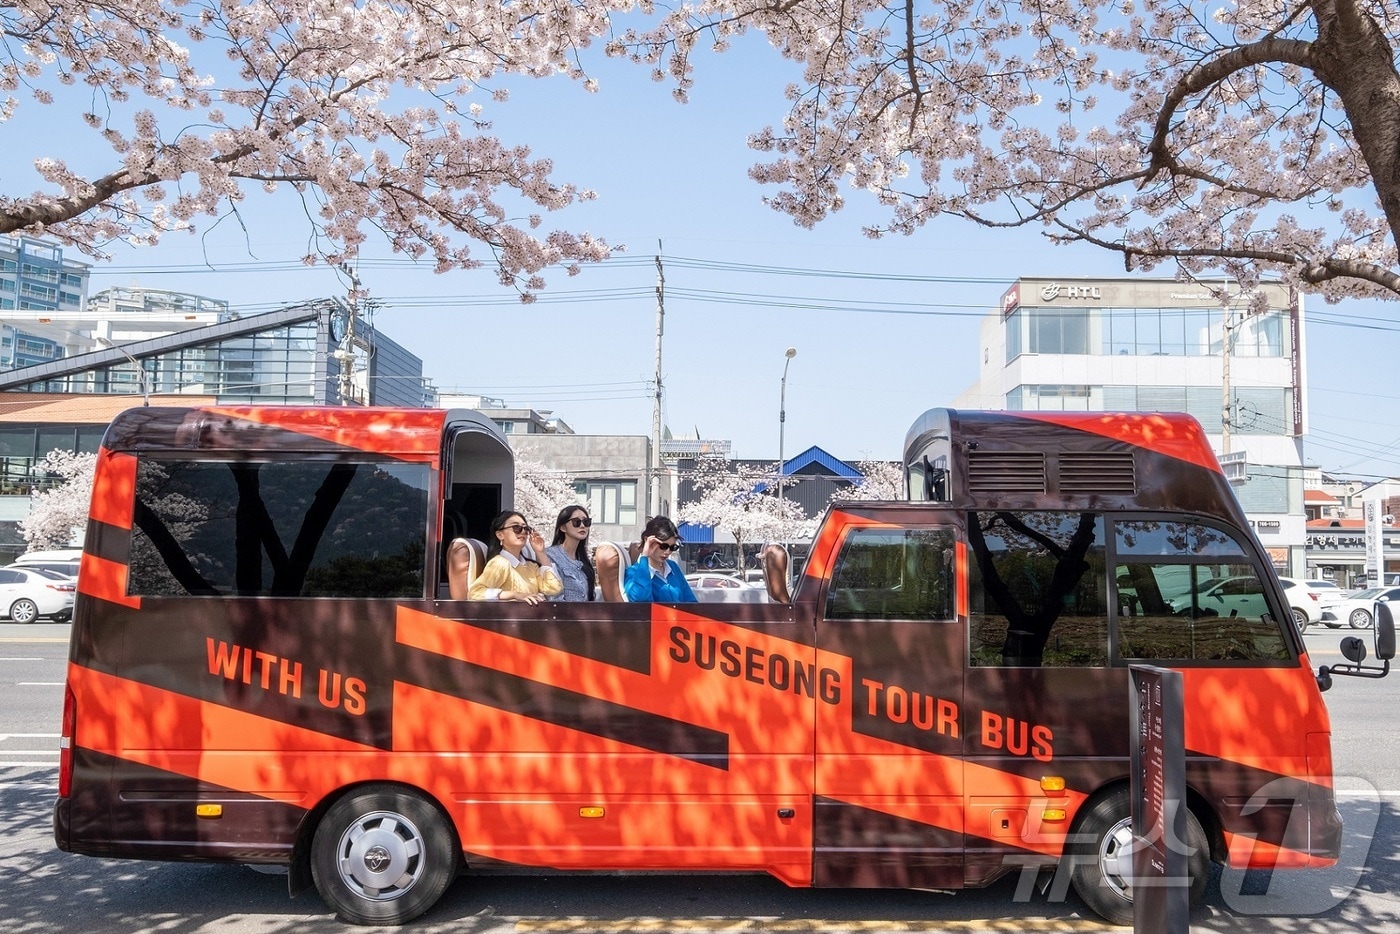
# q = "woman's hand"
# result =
<box><xmin>529</xmin><ymin>528</ymin><xmax>549</xmax><ymax>561</ymax></box>
<box><xmin>505</xmin><ymin>590</ymin><xmax>545</xmax><ymax>605</ymax></box>
<box><xmin>641</xmin><ymin>535</ymin><xmax>662</xmax><ymax>561</ymax></box>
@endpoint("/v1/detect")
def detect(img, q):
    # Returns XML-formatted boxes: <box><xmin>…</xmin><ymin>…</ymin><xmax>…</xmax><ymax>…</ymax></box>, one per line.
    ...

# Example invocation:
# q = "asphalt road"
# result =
<box><xmin>2</xmin><ymin>623</ymin><xmax>1398</xmax><ymax>933</ymax></box>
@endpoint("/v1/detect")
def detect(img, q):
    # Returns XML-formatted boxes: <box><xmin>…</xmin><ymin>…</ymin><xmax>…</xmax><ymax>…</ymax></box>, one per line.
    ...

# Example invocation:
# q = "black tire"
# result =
<box><xmin>1349</xmin><ymin>607</ymin><xmax>1373</xmax><ymax>630</ymax></box>
<box><xmin>1068</xmin><ymin>787</ymin><xmax>1209</xmax><ymax>925</ymax></box>
<box><xmin>310</xmin><ymin>785</ymin><xmax>458</xmax><ymax>925</ymax></box>
<box><xmin>1291</xmin><ymin>608</ymin><xmax>1310</xmax><ymax>633</ymax></box>
<box><xmin>8</xmin><ymin>598</ymin><xmax>38</xmax><ymax>624</ymax></box>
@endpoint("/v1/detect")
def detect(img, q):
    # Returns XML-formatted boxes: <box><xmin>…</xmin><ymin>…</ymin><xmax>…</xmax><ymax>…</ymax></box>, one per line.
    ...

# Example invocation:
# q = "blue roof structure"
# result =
<box><xmin>780</xmin><ymin>445</ymin><xmax>862</xmax><ymax>479</ymax></box>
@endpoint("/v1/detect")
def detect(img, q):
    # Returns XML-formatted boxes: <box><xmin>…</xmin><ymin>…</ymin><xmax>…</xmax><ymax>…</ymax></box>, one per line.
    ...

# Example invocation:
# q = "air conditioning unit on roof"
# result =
<box><xmin>1218</xmin><ymin>451</ymin><xmax>1248</xmax><ymax>484</ymax></box>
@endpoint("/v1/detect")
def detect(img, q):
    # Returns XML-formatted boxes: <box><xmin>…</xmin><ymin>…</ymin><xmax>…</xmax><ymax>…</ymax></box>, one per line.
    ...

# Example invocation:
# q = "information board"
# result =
<box><xmin>1129</xmin><ymin>665</ymin><xmax>1188</xmax><ymax>934</ymax></box>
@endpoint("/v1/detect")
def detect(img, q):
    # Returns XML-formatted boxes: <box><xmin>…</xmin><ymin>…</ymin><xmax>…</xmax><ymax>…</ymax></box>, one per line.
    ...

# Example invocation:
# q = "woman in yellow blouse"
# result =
<box><xmin>468</xmin><ymin>510</ymin><xmax>563</xmax><ymax>604</ymax></box>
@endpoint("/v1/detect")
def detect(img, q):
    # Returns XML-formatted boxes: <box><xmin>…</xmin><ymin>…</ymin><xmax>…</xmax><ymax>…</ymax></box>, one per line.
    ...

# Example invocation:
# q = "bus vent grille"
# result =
<box><xmin>1060</xmin><ymin>452</ymin><xmax>1136</xmax><ymax>494</ymax></box>
<box><xmin>967</xmin><ymin>452</ymin><xmax>1046</xmax><ymax>493</ymax></box>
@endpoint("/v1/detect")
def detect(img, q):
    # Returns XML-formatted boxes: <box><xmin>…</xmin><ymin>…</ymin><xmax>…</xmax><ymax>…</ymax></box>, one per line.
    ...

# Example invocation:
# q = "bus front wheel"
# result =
<box><xmin>310</xmin><ymin>784</ymin><xmax>459</xmax><ymax>925</ymax></box>
<box><xmin>1068</xmin><ymin>787</ymin><xmax>1208</xmax><ymax>925</ymax></box>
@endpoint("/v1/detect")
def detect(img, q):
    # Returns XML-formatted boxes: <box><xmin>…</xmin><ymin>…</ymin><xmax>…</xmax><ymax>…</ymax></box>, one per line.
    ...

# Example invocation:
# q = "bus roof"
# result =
<box><xmin>100</xmin><ymin>405</ymin><xmax>505</xmax><ymax>461</ymax></box>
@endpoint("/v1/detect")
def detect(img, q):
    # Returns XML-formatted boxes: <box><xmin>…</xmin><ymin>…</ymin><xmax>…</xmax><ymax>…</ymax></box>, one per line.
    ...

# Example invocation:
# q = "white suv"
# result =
<box><xmin>1277</xmin><ymin>577</ymin><xmax>1323</xmax><ymax>632</ymax></box>
<box><xmin>12</xmin><ymin>548</ymin><xmax>82</xmax><ymax>579</ymax></box>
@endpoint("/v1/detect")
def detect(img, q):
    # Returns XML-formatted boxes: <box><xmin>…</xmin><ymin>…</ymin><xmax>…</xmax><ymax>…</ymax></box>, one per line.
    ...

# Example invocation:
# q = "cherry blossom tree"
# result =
<box><xmin>514</xmin><ymin>457</ymin><xmax>579</xmax><ymax>535</ymax></box>
<box><xmin>18</xmin><ymin>450</ymin><xmax>95</xmax><ymax>550</ymax></box>
<box><xmin>620</xmin><ymin>0</ymin><xmax>1400</xmax><ymax>300</ymax></box>
<box><xmin>679</xmin><ymin>457</ymin><xmax>810</xmax><ymax>567</ymax></box>
<box><xmin>831</xmin><ymin>458</ymin><xmax>905</xmax><ymax>503</ymax></box>
<box><xmin>0</xmin><ymin>0</ymin><xmax>624</xmax><ymax>294</ymax></box>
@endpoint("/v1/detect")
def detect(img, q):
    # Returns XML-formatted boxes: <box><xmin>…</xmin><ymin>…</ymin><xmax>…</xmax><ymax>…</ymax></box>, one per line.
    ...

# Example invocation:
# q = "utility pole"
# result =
<box><xmin>1221</xmin><ymin>285</ymin><xmax>1233</xmax><ymax>456</ymax></box>
<box><xmin>335</xmin><ymin>263</ymin><xmax>360</xmax><ymax>405</ymax></box>
<box><xmin>651</xmin><ymin>245</ymin><xmax>665</xmax><ymax>519</ymax></box>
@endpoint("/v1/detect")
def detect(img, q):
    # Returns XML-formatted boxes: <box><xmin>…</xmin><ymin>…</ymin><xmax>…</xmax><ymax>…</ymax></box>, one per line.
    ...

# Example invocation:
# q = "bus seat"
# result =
<box><xmin>763</xmin><ymin>543</ymin><xmax>792</xmax><ymax>604</ymax></box>
<box><xmin>595</xmin><ymin>541</ymin><xmax>639</xmax><ymax>602</ymax></box>
<box><xmin>446</xmin><ymin>537</ymin><xmax>488</xmax><ymax>600</ymax></box>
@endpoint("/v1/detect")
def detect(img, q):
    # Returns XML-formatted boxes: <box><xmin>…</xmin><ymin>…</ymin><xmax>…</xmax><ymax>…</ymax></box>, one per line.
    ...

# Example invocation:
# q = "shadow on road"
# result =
<box><xmin>5</xmin><ymin>771</ymin><xmax>1397</xmax><ymax>933</ymax></box>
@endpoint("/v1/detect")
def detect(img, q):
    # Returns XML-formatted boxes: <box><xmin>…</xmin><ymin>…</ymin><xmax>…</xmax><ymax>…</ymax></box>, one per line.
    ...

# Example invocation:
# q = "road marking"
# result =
<box><xmin>0</xmin><ymin>734</ymin><xmax>59</xmax><ymax>739</ymax></box>
<box><xmin>0</xmin><ymin>750</ymin><xmax>57</xmax><ymax>756</ymax></box>
<box><xmin>516</xmin><ymin>921</ymin><xmax>1125</xmax><ymax>932</ymax></box>
<box><xmin>0</xmin><ymin>637</ymin><xmax>69</xmax><ymax>643</ymax></box>
<box><xmin>0</xmin><ymin>657</ymin><xmax>45</xmax><ymax>660</ymax></box>
<box><xmin>0</xmin><ymin>763</ymin><xmax>59</xmax><ymax>769</ymax></box>
<box><xmin>16</xmin><ymin>681</ymin><xmax>63</xmax><ymax>686</ymax></box>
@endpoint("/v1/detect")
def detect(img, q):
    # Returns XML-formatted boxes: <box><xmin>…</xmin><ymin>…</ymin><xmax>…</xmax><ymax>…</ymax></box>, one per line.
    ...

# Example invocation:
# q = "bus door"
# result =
<box><xmin>812</xmin><ymin>519</ymin><xmax>964</xmax><ymax>888</ymax></box>
<box><xmin>962</xmin><ymin>509</ymin><xmax>1114</xmax><ymax>885</ymax></box>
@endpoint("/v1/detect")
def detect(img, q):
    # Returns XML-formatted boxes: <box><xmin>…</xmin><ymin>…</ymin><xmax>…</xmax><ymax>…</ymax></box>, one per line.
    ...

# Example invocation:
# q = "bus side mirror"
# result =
<box><xmin>1377</xmin><ymin>602</ymin><xmax>1396</xmax><ymax>661</ymax></box>
<box><xmin>1324</xmin><ymin>602</ymin><xmax>1394</xmax><ymax>681</ymax></box>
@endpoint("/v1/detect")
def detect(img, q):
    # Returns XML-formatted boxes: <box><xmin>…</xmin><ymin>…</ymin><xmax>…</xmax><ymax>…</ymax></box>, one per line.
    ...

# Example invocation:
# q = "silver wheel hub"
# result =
<box><xmin>1097</xmin><ymin>816</ymin><xmax>1136</xmax><ymax>900</ymax></box>
<box><xmin>335</xmin><ymin>810</ymin><xmax>425</xmax><ymax>901</ymax></box>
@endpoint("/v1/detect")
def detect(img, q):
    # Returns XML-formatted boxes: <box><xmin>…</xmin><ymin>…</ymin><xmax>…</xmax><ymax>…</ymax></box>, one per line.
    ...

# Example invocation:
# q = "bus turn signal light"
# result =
<box><xmin>196</xmin><ymin>804</ymin><xmax>223</xmax><ymax>819</ymax></box>
<box><xmin>1041</xmin><ymin>808</ymin><xmax>1067</xmax><ymax>822</ymax></box>
<box><xmin>579</xmin><ymin>806</ymin><xmax>605</xmax><ymax>819</ymax></box>
<box><xmin>1040</xmin><ymin>776</ymin><xmax>1066</xmax><ymax>793</ymax></box>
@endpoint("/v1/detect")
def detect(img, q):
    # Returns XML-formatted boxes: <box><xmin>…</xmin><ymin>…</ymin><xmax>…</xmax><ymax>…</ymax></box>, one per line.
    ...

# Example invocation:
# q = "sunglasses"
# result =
<box><xmin>501</xmin><ymin>523</ymin><xmax>532</xmax><ymax>535</ymax></box>
<box><xmin>566</xmin><ymin>517</ymin><xmax>592</xmax><ymax>528</ymax></box>
<box><xmin>656</xmin><ymin>540</ymin><xmax>681</xmax><ymax>553</ymax></box>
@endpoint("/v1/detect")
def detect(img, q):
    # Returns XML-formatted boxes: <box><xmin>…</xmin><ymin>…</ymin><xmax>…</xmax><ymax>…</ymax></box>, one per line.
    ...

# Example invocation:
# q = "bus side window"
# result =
<box><xmin>129</xmin><ymin>457</ymin><xmax>431</xmax><ymax>599</ymax></box>
<box><xmin>1114</xmin><ymin>520</ymin><xmax>1290</xmax><ymax>662</ymax></box>
<box><xmin>825</xmin><ymin>528</ymin><xmax>955</xmax><ymax>622</ymax></box>
<box><xmin>966</xmin><ymin>510</ymin><xmax>1109</xmax><ymax>668</ymax></box>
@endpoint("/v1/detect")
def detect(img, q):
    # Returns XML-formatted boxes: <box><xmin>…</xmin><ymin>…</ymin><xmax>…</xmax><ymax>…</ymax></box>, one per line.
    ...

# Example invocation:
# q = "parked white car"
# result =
<box><xmin>11</xmin><ymin>548</ymin><xmax>82</xmax><ymax>579</ymax></box>
<box><xmin>1320</xmin><ymin>585</ymin><xmax>1400</xmax><ymax>630</ymax></box>
<box><xmin>0</xmin><ymin>566</ymin><xmax>76</xmax><ymax>623</ymax></box>
<box><xmin>1276</xmin><ymin>577</ymin><xmax>1325</xmax><ymax>631</ymax></box>
<box><xmin>685</xmin><ymin>573</ymin><xmax>761</xmax><ymax>591</ymax></box>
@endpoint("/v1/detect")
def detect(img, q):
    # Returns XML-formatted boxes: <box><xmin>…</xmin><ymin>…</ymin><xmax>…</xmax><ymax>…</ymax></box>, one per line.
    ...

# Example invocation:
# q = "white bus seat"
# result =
<box><xmin>446</xmin><ymin>537</ymin><xmax>488</xmax><ymax>600</ymax></box>
<box><xmin>595</xmin><ymin>541</ymin><xmax>640</xmax><ymax>602</ymax></box>
<box><xmin>763</xmin><ymin>543</ymin><xmax>792</xmax><ymax>604</ymax></box>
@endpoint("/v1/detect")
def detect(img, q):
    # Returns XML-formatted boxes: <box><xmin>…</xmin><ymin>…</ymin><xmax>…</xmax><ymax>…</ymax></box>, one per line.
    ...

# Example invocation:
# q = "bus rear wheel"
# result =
<box><xmin>1068</xmin><ymin>787</ymin><xmax>1208</xmax><ymax>925</ymax></box>
<box><xmin>310</xmin><ymin>785</ymin><xmax>458</xmax><ymax>925</ymax></box>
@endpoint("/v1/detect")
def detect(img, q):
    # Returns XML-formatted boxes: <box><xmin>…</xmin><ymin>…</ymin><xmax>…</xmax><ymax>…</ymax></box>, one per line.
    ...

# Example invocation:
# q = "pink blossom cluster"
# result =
<box><xmin>0</xmin><ymin>0</ymin><xmax>632</xmax><ymax>295</ymax></box>
<box><xmin>617</xmin><ymin>0</ymin><xmax>1400</xmax><ymax>299</ymax></box>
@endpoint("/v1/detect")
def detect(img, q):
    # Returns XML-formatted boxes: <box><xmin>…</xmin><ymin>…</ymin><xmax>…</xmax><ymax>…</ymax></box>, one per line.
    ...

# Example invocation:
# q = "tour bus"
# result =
<box><xmin>54</xmin><ymin>405</ymin><xmax>1392</xmax><ymax>926</ymax></box>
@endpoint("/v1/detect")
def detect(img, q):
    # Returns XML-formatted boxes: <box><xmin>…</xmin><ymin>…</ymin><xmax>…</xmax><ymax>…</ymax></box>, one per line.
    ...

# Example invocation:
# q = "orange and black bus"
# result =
<box><xmin>54</xmin><ymin>405</ymin><xmax>1391</xmax><ymax>925</ymax></box>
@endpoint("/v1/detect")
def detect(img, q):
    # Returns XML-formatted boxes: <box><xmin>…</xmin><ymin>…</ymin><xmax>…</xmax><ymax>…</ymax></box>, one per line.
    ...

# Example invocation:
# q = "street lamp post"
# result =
<box><xmin>97</xmin><ymin>337</ymin><xmax>152</xmax><ymax>406</ymax></box>
<box><xmin>777</xmin><ymin>347</ymin><xmax>797</xmax><ymax>506</ymax></box>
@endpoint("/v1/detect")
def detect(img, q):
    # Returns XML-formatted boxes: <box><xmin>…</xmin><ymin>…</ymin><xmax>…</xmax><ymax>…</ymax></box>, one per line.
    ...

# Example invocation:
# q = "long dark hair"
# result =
<box><xmin>551</xmin><ymin>505</ymin><xmax>596</xmax><ymax>601</ymax></box>
<box><xmin>486</xmin><ymin>510</ymin><xmax>532</xmax><ymax>561</ymax></box>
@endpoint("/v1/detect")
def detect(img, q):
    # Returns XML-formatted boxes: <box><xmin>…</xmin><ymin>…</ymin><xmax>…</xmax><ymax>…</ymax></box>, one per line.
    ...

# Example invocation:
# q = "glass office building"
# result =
<box><xmin>955</xmin><ymin>276</ymin><xmax>1307</xmax><ymax>574</ymax></box>
<box><xmin>0</xmin><ymin>300</ymin><xmax>431</xmax><ymax>407</ymax></box>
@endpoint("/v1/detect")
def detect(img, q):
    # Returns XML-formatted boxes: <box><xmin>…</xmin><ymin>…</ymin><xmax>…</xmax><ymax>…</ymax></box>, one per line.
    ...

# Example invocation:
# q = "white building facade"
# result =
<box><xmin>955</xmin><ymin>276</ymin><xmax>1308</xmax><ymax>575</ymax></box>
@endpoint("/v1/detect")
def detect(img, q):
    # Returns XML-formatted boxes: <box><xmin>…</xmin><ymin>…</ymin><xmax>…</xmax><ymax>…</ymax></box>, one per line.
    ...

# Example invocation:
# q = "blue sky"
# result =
<box><xmin>6</xmin><ymin>34</ymin><xmax>1400</xmax><ymax>477</ymax></box>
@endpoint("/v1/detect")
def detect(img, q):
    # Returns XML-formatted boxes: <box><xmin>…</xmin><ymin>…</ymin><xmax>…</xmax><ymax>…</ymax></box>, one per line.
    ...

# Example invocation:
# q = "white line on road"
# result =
<box><xmin>0</xmin><ymin>657</ymin><xmax>44</xmax><ymax>660</ymax></box>
<box><xmin>16</xmin><ymin>681</ymin><xmax>63</xmax><ymax>685</ymax></box>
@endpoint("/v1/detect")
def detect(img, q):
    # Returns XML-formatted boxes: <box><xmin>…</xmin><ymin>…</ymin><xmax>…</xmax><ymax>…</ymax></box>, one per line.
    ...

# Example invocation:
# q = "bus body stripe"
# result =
<box><xmin>202</xmin><ymin>406</ymin><xmax>444</xmax><ymax>459</ymax></box>
<box><xmin>88</xmin><ymin>448</ymin><xmax>136</xmax><ymax>530</ymax></box>
<box><xmin>1011</xmin><ymin>411</ymin><xmax>1222</xmax><ymax>473</ymax></box>
<box><xmin>76</xmin><ymin>554</ymin><xmax>140</xmax><ymax>610</ymax></box>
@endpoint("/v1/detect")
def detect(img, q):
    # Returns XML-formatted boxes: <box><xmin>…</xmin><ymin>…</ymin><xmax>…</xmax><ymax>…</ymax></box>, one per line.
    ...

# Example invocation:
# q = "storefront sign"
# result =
<box><xmin>1039</xmin><ymin>283</ymin><xmax>1102</xmax><ymax>301</ymax></box>
<box><xmin>1001</xmin><ymin>284</ymin><xmax>1020</xmax><ymax>317</ymax></box>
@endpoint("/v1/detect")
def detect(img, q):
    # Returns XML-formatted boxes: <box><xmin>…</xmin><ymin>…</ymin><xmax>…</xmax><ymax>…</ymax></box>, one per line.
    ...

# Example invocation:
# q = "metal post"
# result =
<box><xmin>1221</xmin><ymin>285</ymin><xmax>1234</xmax><ymax>455</ymax></box>
<box><xmin>97</xmin><ymin>338</ymin><xmax>151</xmax><ymax>406</ymax></box>
<box><xmin>777</xmin><ymin>347</ymin><xmax>797</xmax><ymax>504</ymax></box>
<box><xmin>652</xmin><ymin>248</ymin><xmax>665</xmax><ymax>518</ymax></box>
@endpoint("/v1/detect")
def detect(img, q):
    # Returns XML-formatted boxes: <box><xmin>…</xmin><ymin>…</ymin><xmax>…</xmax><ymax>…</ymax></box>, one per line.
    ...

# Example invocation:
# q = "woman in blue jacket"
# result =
<box><xmin>624</xmin><ymin>516</ymin><xmax>697</xmax><ymax>602</ymax></box>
